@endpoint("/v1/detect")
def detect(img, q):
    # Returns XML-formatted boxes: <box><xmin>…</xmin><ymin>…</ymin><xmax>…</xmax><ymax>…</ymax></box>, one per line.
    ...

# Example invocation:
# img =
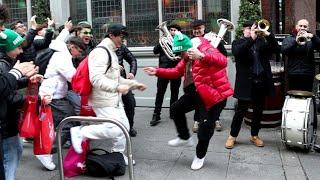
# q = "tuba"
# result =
<box><xmin>211</xmin><ymin>19</ymin><xmax>234</xmax><ymax>48</ymax></box>
<box><xmin>296</xmin><ymin>30</ymin><xmax>311</xmax><ymax>45</ymax></box>
<box><xmin>155</xmin><ymin>21</ymin><xmax>177</xmax><ymax>60</ymax></box>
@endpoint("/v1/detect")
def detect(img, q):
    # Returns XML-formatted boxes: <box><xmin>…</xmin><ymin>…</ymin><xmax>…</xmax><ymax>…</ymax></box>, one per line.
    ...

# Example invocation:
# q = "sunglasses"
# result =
<box><xmin>81</xmin><ymin>31</ymin><xmax>92</xmax><ymax>35</ymax></box>
<box><xmin>15</xmin><ymin>24</ymin><xmax>26</xmax><ymax>29</ymax></box>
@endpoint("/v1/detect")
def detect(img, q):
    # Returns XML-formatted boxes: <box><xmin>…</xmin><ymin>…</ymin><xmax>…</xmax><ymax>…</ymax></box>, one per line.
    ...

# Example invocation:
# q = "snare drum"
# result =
<box><xmin>281</xmin><ymin>93</ymin><xmax>316</xmax><ymax>150</ymax></box>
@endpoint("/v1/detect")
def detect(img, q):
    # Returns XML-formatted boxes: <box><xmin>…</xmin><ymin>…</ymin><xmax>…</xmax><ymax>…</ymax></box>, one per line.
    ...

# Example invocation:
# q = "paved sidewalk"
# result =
<box><xmin>17</xmin><ymin>108</ymin><xmax>320</xmax><ymax>180</ymax></box>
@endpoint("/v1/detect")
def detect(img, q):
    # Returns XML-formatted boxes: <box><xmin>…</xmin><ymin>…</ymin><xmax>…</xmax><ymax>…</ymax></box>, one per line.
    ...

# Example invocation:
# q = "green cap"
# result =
<box><xmin>172</xmin><ymin>32</ymin><xmax>193</xmax><ymax>53</ymax></box>
<box><xmin>0</xmin><ymin>28</ymin><xmax>25</xmax><ymax>52</ymax></box>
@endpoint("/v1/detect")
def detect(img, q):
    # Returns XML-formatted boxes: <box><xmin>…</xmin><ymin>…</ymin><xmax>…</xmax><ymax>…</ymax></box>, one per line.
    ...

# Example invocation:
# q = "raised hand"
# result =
<box><xmin>30</xmin><ymin>15</ymin><xmax>38</xmax><ymax>30</ymax></box>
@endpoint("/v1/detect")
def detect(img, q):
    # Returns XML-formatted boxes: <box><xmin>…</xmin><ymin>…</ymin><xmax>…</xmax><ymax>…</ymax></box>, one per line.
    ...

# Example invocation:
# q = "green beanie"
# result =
<box><xmin>0</xmin><ymin>28</ymin><xmax>25</xmax><ymax>52</ymax></box>
<box><xmin>172</xmin><ymin>32</ymin><xmax>193</xmax><ymax>53</ymax></box>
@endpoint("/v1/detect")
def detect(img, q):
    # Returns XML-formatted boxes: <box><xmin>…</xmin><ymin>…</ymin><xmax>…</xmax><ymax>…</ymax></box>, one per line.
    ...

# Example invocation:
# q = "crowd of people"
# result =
<box><xmin>1</xmin><ymin>2</ymin><xmax>320</xmax><ymax>179</ymax></box>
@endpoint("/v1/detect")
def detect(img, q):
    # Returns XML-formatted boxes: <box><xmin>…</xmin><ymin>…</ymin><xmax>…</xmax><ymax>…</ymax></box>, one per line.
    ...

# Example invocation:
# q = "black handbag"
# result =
<box><xmin>86</xmin><ymin>148</ymin><xmax>126</xmax><ymax>177</ymax></box>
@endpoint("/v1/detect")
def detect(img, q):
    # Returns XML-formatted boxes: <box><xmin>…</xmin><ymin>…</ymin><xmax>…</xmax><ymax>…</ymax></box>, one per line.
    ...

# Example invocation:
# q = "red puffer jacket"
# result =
<box><xmin>156</xmin><ymin>37</ymin><xmax>234</xmax><ymax>110</ymax></box>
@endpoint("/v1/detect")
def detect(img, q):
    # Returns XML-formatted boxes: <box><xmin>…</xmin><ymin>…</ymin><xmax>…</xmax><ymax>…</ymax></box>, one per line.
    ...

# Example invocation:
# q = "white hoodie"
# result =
<box><xmin>39</xmin><ymin>40</ymin><xmax>75</xmax><ymax>99</ymax></box>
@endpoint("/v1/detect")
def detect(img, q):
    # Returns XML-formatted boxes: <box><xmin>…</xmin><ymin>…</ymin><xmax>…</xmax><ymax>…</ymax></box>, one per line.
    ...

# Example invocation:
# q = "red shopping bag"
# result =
<box><xmin>33</xmin><ymin>103</ymin><xmax>55</xmax><ymax>155</ymax></box>
<box><xmin>80</xmin><ymin>96</ymin><xmax>96</xmax><ymax>116</ymax></box>
<box><xmin>63</xmin><ymin>140</ymin><xmax>90</xmax><ymax>177</ymax></box>
<box><xmin>19</xmin><ymin>81</ymin><xmax>40</xmax><ymax>138</ymax></box>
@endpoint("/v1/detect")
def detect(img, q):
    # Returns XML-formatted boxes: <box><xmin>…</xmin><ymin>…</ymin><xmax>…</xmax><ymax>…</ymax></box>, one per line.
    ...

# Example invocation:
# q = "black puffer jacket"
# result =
<box><xmin>17</xmin><ymin>29</ymin><xmax>53</xmax><ymax>62</ymax></box>
<box><xmin>116</xmin><ymin>44</ymin><xmax>137</xmax><ymax>78</ymax></box>
<box><xmin>281</xmin><ymin>33</ymin><xmax>320</xmax><ymax>76</ymax></box>
<box><xmin>0</xmin><ymin>71</ymin><xmax>20</xmax><ymax>180</ymax></box>
<box><xmin>0</xmin><ymin>52</ymin><xmax>27</xmax><ymax>139</ymax></box>
<box><xmin>153</xmin><ymin>43</ymin><xmax>179</xmax><ymax>68</ymax></box>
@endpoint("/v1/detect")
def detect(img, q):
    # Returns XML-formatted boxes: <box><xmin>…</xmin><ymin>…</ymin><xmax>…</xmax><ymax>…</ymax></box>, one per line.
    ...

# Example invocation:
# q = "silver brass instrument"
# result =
<box><xmin>296</xmin><ymin>30</ymin><xmax>311</xmax><ymax>45</ymax></box>
<box><xmin>211</xmin><ymin>18</ymin><xmax>234</xmax><ymax>48</ymax></box>
<box><xmin>155</xmin><ymin>21</ymin><xmax>176</xmax><ymax>60</ymax></box>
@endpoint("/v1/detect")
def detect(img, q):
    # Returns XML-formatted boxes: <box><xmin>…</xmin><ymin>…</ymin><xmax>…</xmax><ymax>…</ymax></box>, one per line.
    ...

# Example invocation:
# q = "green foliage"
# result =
<box><xmin>32</xmin><ymin>0</ymin><xmax>51</xmax><ymax>24</ymax></box>
<box><xmin>236</xmin><ymin>0</ymin><xmax>262</xmax><ymax>39</ymax></box>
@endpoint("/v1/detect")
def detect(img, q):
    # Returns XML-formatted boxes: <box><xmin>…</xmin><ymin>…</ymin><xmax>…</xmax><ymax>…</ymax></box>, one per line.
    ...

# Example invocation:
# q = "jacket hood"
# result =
<box><xmin>49</xmin><ymin>40</ymin><xmax>69</xmax><ymax>53</ymax></box>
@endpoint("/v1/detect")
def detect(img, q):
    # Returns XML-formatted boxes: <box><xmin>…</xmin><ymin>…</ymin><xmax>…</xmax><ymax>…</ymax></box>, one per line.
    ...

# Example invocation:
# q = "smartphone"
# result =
<box><xmin>68</xmin><ymin>17</ymin><xmax>72</xmax><ymax>21</ymax></box>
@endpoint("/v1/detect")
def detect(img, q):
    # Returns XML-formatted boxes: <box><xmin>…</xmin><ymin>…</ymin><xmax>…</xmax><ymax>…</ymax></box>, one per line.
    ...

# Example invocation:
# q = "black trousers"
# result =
<box><xmin>288</xmin><ymin>74</ymin><xmax>314</xmax><ymax>92</ymax></box>
<box><xmin>122</xmin><ymin>90</ymin><xmax>136</xmax><ymax>129</ymax></box>
<box><xmin>230</xmin><ymin>82</ymin><xmax>266</xmax><ymax>137</ymax></box>
<box><xmin>196</xmin><ymin>100</ymin><xmax>227</xmax><ymax>158</ymax></box>
<box><xmin>50</xmin><ymin>98</ymin><xmax>76</xmax><ymax>144</ymax></box>
<box><xmin>154</xmin><ymin>77</ymin><xmax>181</xmax><ymax>115</ymax></box>
<box><xmin>170</xmin><ymin>87</ymin><xmax>207</xmax><ymax>140</ymax></box>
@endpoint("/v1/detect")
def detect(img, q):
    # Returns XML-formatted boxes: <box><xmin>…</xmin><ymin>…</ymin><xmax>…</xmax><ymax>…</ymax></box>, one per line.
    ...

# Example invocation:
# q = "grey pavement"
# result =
<box><xmin>17</xmin><ymin>108</ymin><xmax>320</xmax><ymax>180</ymax></box>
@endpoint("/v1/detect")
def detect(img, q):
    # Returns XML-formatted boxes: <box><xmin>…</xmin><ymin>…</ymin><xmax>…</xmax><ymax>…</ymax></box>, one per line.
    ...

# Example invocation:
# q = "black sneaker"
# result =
<box><xmin>150</xmin><ymin>113</ymin><xmax>160</xmax><ymax>126</ymax></box>
<box><xmin>129</xmin><ymin>128</ymin><xmax>137</xmax><ymax>137</ymax></box>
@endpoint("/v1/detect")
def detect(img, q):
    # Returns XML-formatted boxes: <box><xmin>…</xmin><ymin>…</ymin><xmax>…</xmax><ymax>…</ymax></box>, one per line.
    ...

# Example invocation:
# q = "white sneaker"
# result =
<box><xmin>191</xmin><ymin>155</ymin><xmax>205</xmax><ymax>170</ymax></box>
<box><xmin>36</xmin><ymin>154</ymin><xmax>56</xmax><ymax>171</ymax></box>
<box><xmin>168</xmin><ymin>137</ymin><xmax>194</xmax><ymax>147</ymax></box>
<box><xmin>122</xmin><ymin>154</ymin><xmax>136</xmax><ymax>166</ymax></box>
<box><xmin>70</xmin><ymin>126</ymin><xmax>84</xmax><ymax>154</ymax></box>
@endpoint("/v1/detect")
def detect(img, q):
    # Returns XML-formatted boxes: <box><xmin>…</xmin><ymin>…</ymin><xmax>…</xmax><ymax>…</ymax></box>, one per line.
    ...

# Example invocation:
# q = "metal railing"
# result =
<box><xmin>56</xmin><ymin>116</ymin><xmax>134</xmax><ymax>180</ymax></box>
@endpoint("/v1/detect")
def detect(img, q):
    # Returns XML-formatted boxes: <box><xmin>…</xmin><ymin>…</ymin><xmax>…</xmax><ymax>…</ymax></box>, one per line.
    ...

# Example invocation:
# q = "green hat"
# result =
<box><xmin>0</xmin><ymin>28</ymin><xmax>25</xmax><ymax>52</ymax></box>
<box><xmin>172</xmin><ymin>32</ymin><xmax>193</xmax><ymax>53</ymax></box>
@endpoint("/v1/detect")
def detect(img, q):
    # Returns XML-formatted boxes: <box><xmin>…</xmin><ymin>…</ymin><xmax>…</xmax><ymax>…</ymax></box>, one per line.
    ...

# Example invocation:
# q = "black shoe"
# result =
<box><xmin>129</xmin><ymin>128</ymin><xmax>137</xmax><ymax>137</ymax></box>
<box><xmin>150</xmin><ymin>113</ymin><xmax>160</xmax><ymax>126</ymax></box>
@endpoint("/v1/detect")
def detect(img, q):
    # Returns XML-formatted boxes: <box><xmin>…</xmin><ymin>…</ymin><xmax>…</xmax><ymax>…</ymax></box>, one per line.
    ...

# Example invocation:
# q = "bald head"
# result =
<box><xmin>296</xmin><ymin>19</ymin><xmax>309</xmax><ymax>32</ymax></box>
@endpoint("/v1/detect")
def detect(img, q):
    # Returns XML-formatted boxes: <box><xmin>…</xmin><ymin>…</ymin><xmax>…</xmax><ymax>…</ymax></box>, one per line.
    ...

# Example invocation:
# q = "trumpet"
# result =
<box><xmin>296</xmin><ymin>30</ymin><xmax>311</xmax><ymax>45</ymax></box>
<box><xmin>155</xmin><ymin>21</ymin><xmax>177</xmax><ymax>60</ymax></box>
<box><xmin>255</xmin><ymin>19</ymin><xmax>270</xmax><ymax>36</ymax></box>
<box><xmin>209</xmin><ymin>18</ymin><xmax>234</xmax><ymax>48</ymax></box>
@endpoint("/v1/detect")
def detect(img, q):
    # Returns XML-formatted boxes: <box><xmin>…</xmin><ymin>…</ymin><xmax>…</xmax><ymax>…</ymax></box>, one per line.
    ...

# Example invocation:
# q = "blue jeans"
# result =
<box><xmin>3</xmin><ymin>135</ymin><xmax>23</xmax><ymax>180</ymax></box>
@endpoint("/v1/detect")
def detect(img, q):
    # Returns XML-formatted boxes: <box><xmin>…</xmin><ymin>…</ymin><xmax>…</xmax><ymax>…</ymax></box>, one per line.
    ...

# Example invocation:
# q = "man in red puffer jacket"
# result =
<box><xmin>144</xmin><ymin>32</ymin><xmax>233</xmax><ymax>170</ymax></box>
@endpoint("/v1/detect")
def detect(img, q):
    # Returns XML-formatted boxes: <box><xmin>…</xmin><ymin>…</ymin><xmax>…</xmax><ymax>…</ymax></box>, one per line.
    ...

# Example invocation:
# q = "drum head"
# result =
<box><xmin>287</xmin><ymin>90</ymin><xmax>314</xmax><ymax>97</ymax></box>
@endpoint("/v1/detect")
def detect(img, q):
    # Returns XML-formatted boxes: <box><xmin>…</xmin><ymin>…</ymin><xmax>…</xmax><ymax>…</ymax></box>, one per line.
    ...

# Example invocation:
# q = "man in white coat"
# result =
<box><xmin>70</xmin><ymin>24</ymin><xmax>146</xmax><ymax>164</ymax></box>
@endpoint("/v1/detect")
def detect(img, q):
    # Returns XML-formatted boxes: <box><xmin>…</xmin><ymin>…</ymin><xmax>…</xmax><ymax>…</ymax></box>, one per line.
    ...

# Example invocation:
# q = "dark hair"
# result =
<box><xmin>168</xmin><ymin>24</ymin><xmax>181</xmax><ymax>31</ymax></box>
<box><xmin>71</xmin><ymin>24</ymin><xmax>92</xmax><ymax>35</ymax></box>
<box><xmin>36</xmin><ymin>22</ymin><xmax>48</xmax><ymax>31</ymax></box>
<box><xmin>10</xmin><ymin>20</ymin><xmax>23</xmax><ymax>30</ymax></box>
<box><xmin>242</xmin><ymin>20</ymin><xmax>255</xmax><ymax>28</ymax></box>
<box><xmin>0</xmin><ymin>4</ymin><xmax>9</xmax><ymax>25</ymax></box>
<box><xmin>67</xmin><ymin>36</ymin><xmax>86</xmax><ymax>51</ymax></box>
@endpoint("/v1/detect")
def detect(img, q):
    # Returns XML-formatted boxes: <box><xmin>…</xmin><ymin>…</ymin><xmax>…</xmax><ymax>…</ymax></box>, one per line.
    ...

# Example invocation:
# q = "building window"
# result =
<box><xmin>125</xmin><ymin>0</ymin><xmax>158</xmax><ymax>47</ymax></box>
<box><xmin>162</xmin><ymin>0</ymin><xmax>197</xmax><ymax>36</ymax></box>
<box><xmin>4</xmin><ymin>0</ymin><xmax>27</xmax><ymax>24</ymax></box>
<box><xmin>91</xmin><ymin>0</ymin><xmax>122</xmax><ymax>40</ymax></box>
<box><xmin>70</xmin><ymin>0</ymin><xmax>87</xmax><ymax>24</ymax></box>
<box><xmin>203</xmin><ymin>0</ymin><xmax>231</xmax><ymax>43</ymax></box>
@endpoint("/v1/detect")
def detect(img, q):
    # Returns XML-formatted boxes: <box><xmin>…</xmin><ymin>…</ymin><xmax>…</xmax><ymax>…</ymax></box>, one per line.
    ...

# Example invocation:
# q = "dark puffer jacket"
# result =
<box><xmin>17</xmin><ymin>29</ymin><xmax>54</xmax><ymax>62</ymax></box>
<box><xmin>281</xmin><ymin>33</ymin><xmax>320</xmax><ymax>76</ymax></box>
<box><xmin>0</xmin><ymin>52</ymin><xmax>27</xmax><ymax>139</ymax></box>
<box><xmin>116</xmin><ymin>44</ymin><xmax>137</xmax><ymax>78</ymax></box>
<box><xmin>153</xmin><ymin>43</ymin><xmax>179</xmax><ymax>68</ymax></box>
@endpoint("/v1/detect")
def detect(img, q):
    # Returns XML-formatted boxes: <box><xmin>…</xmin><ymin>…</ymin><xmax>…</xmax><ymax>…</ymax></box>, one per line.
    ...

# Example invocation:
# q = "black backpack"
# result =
<box><xmin>35</xmin><ymin>48</ymin><xmax>55</xmax><ymax>75</ymax></box>
<box><xmin>86</xmin><ymin>149</ymin><xmax>126</xmax><ymax>178</ymax></box>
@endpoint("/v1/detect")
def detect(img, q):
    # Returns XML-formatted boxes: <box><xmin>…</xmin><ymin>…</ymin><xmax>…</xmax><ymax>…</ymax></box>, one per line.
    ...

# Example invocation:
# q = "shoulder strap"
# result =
<box><xmin>96</xmin><ymin>46</ymin><xmax>112</xmax><ymax>72</ymax></box>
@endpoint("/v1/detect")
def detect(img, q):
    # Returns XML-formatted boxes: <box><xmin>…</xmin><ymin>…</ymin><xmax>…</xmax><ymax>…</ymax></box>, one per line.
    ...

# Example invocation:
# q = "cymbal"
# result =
<box><xmin>287</xmin><ymin>90</ymin><xmax>314</xmax><ymax>97</ymax></box>
<box><xmin>315</xmin><ymin>74</ymin><xmax>320</xmax><ymax>80</ymax></box>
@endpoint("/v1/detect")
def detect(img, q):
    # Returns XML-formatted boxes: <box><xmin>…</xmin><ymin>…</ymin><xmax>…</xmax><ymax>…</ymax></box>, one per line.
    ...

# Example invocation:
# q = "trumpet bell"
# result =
<box><xmin>257</xmin><ymin>19</ymin><xmax>270</xmax><ymax>32</ymax></box>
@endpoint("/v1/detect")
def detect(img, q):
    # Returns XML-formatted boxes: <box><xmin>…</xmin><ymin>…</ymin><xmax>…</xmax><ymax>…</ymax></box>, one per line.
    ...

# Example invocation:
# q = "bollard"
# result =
<box><xmin>56</xmin><ymin>116</ymin><xmax>134</xmax><ymax>180</ymax></box>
